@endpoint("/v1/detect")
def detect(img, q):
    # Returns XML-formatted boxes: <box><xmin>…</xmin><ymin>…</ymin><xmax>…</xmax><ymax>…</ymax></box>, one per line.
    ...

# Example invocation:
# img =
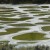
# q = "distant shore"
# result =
<box><xmin>0</xmin><ymin>0</ymin><xmax>50</xmax><ymax>4</ymax></box>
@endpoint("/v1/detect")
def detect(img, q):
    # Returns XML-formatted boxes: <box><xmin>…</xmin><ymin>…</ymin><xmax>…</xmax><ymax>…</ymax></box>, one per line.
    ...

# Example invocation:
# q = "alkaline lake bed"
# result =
<box><xmin>0</xmin><ymin>4</ymin><xmax>50</xmax><ymax>47</ymax></box>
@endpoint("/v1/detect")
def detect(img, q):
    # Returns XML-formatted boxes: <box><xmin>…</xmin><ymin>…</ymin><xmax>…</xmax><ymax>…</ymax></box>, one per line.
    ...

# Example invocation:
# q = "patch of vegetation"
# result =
<box><xmin>42</xmin><ymin>26</ymin><xmax>50</xmax><ymax>31</ymax></box>
<box><xmin>0</xmin><ymin>41</ymin><xmax>9</xmax><ymax>44</ymax></box>
<box><xmin>0</xmin><ymin>28</ymin><xmax>28</xmax><ymax>35</ymax></box>
<box><xmin>0</xmin><ymin>41</ymin><xmax>16</xmax><ymax>50</ymax></box>
<box><xmin>0</xmin><ymin>41</ymin><xmax>50</xmax><ymax>50</ymax></box>
<box><xmin>13</xmin><ymin>32</ymin><xmax>47</xmax><ymax>40</ymax></box>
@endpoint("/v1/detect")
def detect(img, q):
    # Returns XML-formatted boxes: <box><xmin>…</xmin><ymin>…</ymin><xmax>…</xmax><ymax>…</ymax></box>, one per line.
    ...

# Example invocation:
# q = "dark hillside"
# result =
<box><xmin>0</xmin><ymin>0</ymin><xmax>50</xmax><ymax>4</ymax></box>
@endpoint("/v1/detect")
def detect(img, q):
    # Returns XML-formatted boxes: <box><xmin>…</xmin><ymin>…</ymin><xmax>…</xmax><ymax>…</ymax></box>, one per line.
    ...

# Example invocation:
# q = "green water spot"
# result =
<box><xmin>10</xmin><ymin>23</ymin><xmax>35</xmax><ymax>26</ymax></box>
<box><xmin>30</xmin><ymin>11</ymin><xmax>47</xmax><ymax>13</ymax></box>
<box><xmin>36</xmin><ymin>22</ymin><xmax>50</xmax><ymax>25</ymax></box>
<box><xmin>21</xmin><ymin>13</ymin><xmax>27</xmax><ymax>14</ymax></box>
<box><xmin>0</xmin><ymin>10</ymin><xmax>13</xmax><ymax>12</ymax></box>
<box><xmin>0</xmin><ymin>12</ymin><xmax>11</xmax><ymax>14</ymax></box>
<box><xmin>34</xmin><ymin>13</ymin><xmax>49</xmax><ymax>16</ymax></box>
<box><xmin>0</xmin><ymin>17</ymin><xmax>32</xmax><ymax>21</ymax></box>
<box><xmin>45</xmin><ymin>20</ymin><xmax>50</xmax><ymax>22</ymax></box>
<box><xmin>14</xmin><ymin>12</ymin><xmax>21</xmax><ymax>13</ymax></box>
<box><xmin>0</xmin><ymin>28</ymin><xmax>28</xmax><ymax>35</ymax></box>
<box><xmin>0</xmin><ymin>7</ymin><xmax>13</xmax><ymax>9</ymax></box>
<box><xmin>24</xmin><ymin>9</ymin><xmax>40</xmax><ymax>12</ymax></box>
<box><xmin>0</xmin><ymin>22</ymin><xmax>15</xmax><ymax>24</ymax></box>
<box><xmin>42</xmin><ymin>26</ymin><xmax>50</xmax><ymax>31</ymax></box>
<box><xmin>38</xmin><ymin>13</ymin><xmax>49</xmax><ymax>16</ymax></box>
<box><xmin>20</xmin><ymin>15</ymin><xmax>29</xmax><ymax>17</ymax></box>
<box><xmin>0</xmin><ymin>14</ymin><xmax>16</xmax><ymax>17</ymax></box>
<box><xmin>13</xmin><ymin>12</ymin><xmax>21</xmax><ymax>15</ymax></box>
<box><xmin>19</xmin><ymin>6</ymin><xmax>39</xmax><ymax>8</ymax></box>
<box><xmin>13</xmin><ymin>32</ymin><xmax>47</xmax><ymax>40</ymax></box>
<box><xmin>39</xmin><ymin>18</ymin><xmax>50</xmax><ymax>22</ymax></box>
<box><xmin>0</xmin><ymin>26</ymin><xmax>3</xmax><ymax>29</ymax></box>
<box><xmin>39</xmin><ymin>18</ymin><xmax>50</xmax><ymax>20</ymax></box>
<box><xmin>41</xmin><ymin>6</ymin><xmax>49</xmax><ymax>8</ymax></box>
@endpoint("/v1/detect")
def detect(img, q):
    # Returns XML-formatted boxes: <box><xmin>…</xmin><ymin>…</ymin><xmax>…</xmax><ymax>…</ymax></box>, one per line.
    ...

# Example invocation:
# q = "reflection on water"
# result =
<box><xmin>0</xmin><ymin>4</ymin><xmax>50</xmax><ymax>47</ymax></box>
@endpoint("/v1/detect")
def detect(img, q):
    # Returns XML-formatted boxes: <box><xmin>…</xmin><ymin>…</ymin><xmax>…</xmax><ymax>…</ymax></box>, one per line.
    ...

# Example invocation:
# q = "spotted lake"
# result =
<box><xmin>0</xmin><ymin>4</ymin><xmax>50</xmax><ymax>47</ymax></box>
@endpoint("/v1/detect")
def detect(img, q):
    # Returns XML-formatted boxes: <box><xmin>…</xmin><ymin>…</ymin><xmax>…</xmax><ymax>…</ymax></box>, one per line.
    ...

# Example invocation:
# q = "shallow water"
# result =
<box><xmin>0</xmin><ymin>4</ymin><xmax>50</xmax><ymax>47</ymax></box>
